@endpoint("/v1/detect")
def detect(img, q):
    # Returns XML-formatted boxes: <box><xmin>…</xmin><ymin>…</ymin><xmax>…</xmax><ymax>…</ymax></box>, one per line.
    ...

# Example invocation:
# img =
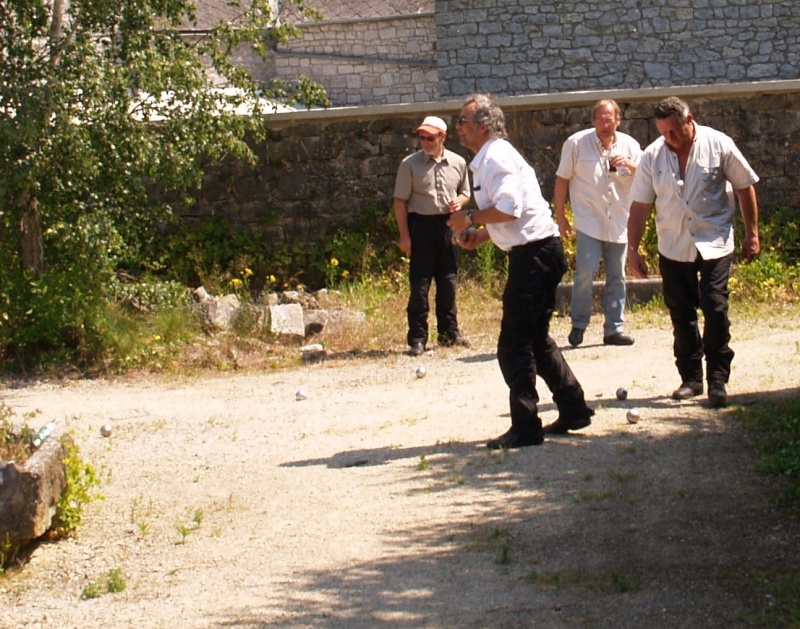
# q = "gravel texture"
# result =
<box><xmin>1</xmin><ymin>314</ymin><xmax>799</xmax><ymax>628</ymax></box>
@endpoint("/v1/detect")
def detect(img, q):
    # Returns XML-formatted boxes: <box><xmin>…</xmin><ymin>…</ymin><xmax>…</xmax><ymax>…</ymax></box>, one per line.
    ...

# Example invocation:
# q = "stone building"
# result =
<box><xmin>189</xmin><ymin>1</ymin><xmax>800</xmax><ymax>107</ymax></box>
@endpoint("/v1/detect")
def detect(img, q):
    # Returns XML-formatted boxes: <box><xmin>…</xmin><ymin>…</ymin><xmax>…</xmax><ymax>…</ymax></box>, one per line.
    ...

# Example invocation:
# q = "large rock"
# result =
<box><xmin>267</xmin><ymin>303</ymin><xmax>305</xmax><ymax>339</ymax></box>
<box><xmin>0</xmin><ymin>432</ymin><xmax>67</xmax><ymax>546</ymax></box>
<box><xmin>201</xmin><ymin>294</ymin><xmax>241</xmax><ymax>331</ymax></box>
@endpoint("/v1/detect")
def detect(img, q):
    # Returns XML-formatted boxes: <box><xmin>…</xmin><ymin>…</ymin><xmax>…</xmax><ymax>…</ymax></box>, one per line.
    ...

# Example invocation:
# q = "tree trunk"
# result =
<box><xmin>19</xmin><ymin>193</ymin><xmax>44</xmax><ymax>278</ymax></box>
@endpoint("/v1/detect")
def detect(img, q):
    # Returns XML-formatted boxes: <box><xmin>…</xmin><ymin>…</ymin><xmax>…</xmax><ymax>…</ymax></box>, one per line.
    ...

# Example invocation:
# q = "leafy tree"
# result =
<box><xmin>0</xmin><ymin>0</ymin><xmax>327</xmax><ymax>366</ymax></box>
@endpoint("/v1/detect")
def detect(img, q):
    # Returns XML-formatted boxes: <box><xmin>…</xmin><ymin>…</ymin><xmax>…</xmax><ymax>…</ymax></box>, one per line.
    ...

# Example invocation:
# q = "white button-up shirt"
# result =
<box><xmin>556</xmin><ymin>129</ymin><xmax>642</xmax><ymax>243</ymax></box>
<box><xmin>630</xmin><ymin>122</ymin><xmax>759</xmax><ymax>262</ymax></box>
<box><xmin>470</xmin><ymin>138</ymin><xmax>558</xmax><ymax>251</ymax></box>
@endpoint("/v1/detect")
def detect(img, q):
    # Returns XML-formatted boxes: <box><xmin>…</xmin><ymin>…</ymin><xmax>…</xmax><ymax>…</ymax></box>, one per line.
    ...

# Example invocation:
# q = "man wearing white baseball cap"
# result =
<box><xmin>394</xmin><ymin>115</ymin><xmax>472</xmax><ymax>356</ymax></box>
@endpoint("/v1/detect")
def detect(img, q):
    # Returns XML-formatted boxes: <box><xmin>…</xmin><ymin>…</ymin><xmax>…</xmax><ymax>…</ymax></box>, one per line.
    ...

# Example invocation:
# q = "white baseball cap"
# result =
<box><xmin>416</xmin><ymin>116</ymin><xmax>447</xmax><ymax>135</ymax></box>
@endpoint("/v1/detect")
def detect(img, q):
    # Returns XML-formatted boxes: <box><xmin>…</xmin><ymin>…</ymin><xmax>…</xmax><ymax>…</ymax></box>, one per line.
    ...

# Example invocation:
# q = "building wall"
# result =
<box><xmin>436</xmin><ymin>0</ymin><xmax>800</xmax><ymax>99</ymax></box>
<box><xmin>273</xmin><ymin>15</ymin><xmax>438</xmax><ymax>106</ymax></box>
<box><xmin>184</xmin><ymin>85</ymin><xmax>800</xmax><ymax>248</ymax></box>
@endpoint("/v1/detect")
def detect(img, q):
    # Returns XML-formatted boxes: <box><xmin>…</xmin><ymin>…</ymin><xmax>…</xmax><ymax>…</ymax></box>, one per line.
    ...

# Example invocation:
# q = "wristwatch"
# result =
<box><xmin>465</xmin><ymin>210</ymin><xmax>474</xmax><ymax>227</ymax></box>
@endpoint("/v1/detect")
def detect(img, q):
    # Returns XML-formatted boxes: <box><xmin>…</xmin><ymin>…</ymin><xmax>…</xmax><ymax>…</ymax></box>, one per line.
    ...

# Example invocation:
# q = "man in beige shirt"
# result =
<box><xmin>394</xmin><ymin>116</ymin><xmax>471</xmax><ymax>356</ymax></box>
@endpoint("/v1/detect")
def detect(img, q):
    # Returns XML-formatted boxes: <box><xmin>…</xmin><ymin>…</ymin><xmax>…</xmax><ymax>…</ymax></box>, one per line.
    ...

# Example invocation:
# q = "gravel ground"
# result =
<box><xmin>1</xmin><ymin>312</ymin><xmax>799</xmax><ymax>628</ymax></box>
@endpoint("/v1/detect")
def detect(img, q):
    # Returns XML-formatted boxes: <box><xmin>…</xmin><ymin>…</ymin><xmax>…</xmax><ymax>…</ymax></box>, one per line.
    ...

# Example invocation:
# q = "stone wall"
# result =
<box><xmin>273</xmin><ymin>15</ymin><xmax>438</xmax><ymax>106</ymax></box>
<box><xmin>185</xmin><ymin>84</ymin><xmax>800</xmax><ymax>248</ymax></box>
<box><xmin>435</xmin><ymin>0</ymin><xmax>800</xmax><ymax>99</ymax></box>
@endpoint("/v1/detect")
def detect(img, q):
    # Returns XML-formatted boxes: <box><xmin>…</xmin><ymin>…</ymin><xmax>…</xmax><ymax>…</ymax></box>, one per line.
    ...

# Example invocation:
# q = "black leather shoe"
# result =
<box><xmin>603</xmin><ymin>332</ymin><xmax>635</xmax><ymax>346</ymax></box>
<box><xmin>486</xmin><ymin>429</ymin><xmax>544</xmax><ymax>450</ymax></box>
<box><xmin>543</xmin><ymin>409</ymin><xmax>594</xmax><ymax>435</ymax></box>
<box><xmin>409</xmin><ymin>343</ymin><xmax>425</xmax><ymax>356</ymax></box>
<box><xmin>440</xmin><ymin>335</ymin><xmax>471</xmax><ymax>348</ymax></box>
<box><xmin>708</xmin><ymin>384</ymin><xmax>729</xmax><ymax>408</ymax></box>
<box><xmin>568</xmin><ymin>328</ymin><xmax>584</xmax><ymax>347</ymax></box>
<box><xmin>671</xmin><ymin>381</ymin><xmax>703</xmax><ymax>400</ymax></box>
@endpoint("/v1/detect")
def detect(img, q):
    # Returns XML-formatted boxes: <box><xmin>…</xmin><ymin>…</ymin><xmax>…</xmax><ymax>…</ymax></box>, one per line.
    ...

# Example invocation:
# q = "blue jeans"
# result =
<box><xmin>570</xmin><ymin>230</ymin><xmax>628</xmax><ymax>335</ymax></box>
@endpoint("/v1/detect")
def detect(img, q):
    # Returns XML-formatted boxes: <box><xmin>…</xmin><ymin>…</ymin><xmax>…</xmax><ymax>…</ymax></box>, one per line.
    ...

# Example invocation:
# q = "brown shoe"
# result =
<box><xmin>603</xmin><ymin>332</ymin><xmax>635</xmax><ymax>346</ymax></box>
<box><xmin>708</xmin><ymin>384</ymin><xmax>728</xmax><ymax>408</ymax></box>
<box><xmin>486</xmin><ymin>429</ymin><xmax>544</xmax><ymax>450</ymax></box>
<box><xmin>543</xmin><ymin>409</ymin><xmax>594</xmax><ymax>435</ymax></box>
<box><xmin>671</xmin><ymin>382</ymin><xmax>703</xmax><ymax>400</ymax></box>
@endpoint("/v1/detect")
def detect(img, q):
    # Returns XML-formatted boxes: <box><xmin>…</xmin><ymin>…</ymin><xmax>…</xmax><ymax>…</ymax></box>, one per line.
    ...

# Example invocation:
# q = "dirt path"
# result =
<box><xmin>1</xmin><ymin>313</ymin><xmax>799</xmax><ymax>628</ymax></box>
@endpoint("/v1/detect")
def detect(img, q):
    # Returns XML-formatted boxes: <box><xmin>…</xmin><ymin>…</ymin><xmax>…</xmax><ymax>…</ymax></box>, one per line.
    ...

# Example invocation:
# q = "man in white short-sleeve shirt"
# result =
<box><xmin>554</xmin><ymin>99</ymin><xmax>643</xmax><ymax>348</ymax></box>
<box><xmin>627</xmin><ymin>96</ymin><xmax>760</xmax><ymax>409</ymax></box>
<box><xmin>447</xmin><ymin>93</ymin><xmax>593</xmax><ymax>449</ymax></box>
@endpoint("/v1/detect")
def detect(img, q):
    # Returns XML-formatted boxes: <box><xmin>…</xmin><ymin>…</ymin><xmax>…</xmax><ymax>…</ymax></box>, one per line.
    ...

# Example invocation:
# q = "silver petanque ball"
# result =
<box><xmin>626</xmin><ymin>408</ymin><xmax>641</xmax><ymax>424</ymax></box>
<box><xmin>295</xmin><ymin>389</ymin><xmax>307</xmax><ymax>401</ymax></box>
<box><xmin>100</xmin><ymin>424</ymin><xmax>113</xmax><ymax>437</ymax></box>
<box><xmin>416</xmin><ymin>366</ymin><xmax>427</xmax><ymax>379</ymax></box>
<box><xmin>616</xmin><ymin>387</ymin><xmax>628</xmax><ymax>401</ymax></box>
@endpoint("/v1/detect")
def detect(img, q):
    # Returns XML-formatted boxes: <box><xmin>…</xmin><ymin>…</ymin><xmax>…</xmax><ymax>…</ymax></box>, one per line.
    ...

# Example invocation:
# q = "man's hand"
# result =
<box><xmin>556</xmin><ymin>214</ymin><xmax>572</xmax><ymax>237</ymax></box>
<box><xmin>447</xmin><ymin>210</ymin><xmax>470</xmax><ymax>232</ymax></box>
<box><xmin>742</xmin><ymin>233</ymin><xmax>760</xmax><ymax>262</ymax></box>
<box><xmin>397</xmin><ymin>235</ymin><xmax>411</xmax><ymax>256</ymax></box>
<box><xmin>627</xmin><ymin>247</ymin><xmax>649</xmax><ymax>279</ymax></box>
<box><xmin>454</xmin><ymin>227</ymin><xmax>489</xmax><ymax>251</ymax></box>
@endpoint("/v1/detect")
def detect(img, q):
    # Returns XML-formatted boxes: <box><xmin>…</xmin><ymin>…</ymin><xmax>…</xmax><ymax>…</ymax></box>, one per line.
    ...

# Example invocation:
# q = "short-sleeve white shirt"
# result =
<box><xmin>630</xmin><ymin>122</ymin><xmax>759</xmax><ymax>262</ymax></box>
<box><xmin>470</xmin><ymin>138</ymin><xmax>558</xmax><ymax>251</ymax></box>
<box><xmin>555</xmin><ymin>129</ymin><xmax>642</xmax><ymax>243</ymax></box>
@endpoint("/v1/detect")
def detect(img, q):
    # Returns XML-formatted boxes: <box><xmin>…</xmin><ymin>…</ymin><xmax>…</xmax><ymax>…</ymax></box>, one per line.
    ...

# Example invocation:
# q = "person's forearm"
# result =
<box><xmin>393</xmin><ymin>198</ymin><xmax>410</xmax><ymax>239</ymax></box>
<box><xmin>736</xmin><ymin>186</ymin><xmax>759</xmax><ymax>237</ymax></box>
<box><xmin>470</xmin><ymin>206</ymin><xmax>516</xmax><ymax>225</ymax></box>
<box><xmin>627</xmin><ymin>201</ymin><xmax>651</xmax><ymax>252</ymax></box>
<box><xmin>553</xmin><ymin>176</ymin><xmax>569</xmax><ymax>220</ymax></box>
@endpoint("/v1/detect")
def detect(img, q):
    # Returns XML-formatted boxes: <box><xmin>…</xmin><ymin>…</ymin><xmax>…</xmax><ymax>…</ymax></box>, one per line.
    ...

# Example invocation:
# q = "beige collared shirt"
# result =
<box><xmin>630</xmin><ymin>122</ymin><xmax>759</xmax><ymax>262</ymax></box>
<box><xmin>393</xmin><ymin>149</ymin><xmax>470</xmax><ymax>215</ymax></box>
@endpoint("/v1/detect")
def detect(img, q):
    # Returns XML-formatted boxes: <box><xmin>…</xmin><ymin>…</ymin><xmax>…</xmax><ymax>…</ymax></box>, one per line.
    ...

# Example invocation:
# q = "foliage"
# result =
<box><xmin>0</xmin><ymin>404</ymin><xmax>36</xmax><ymax>463</ymax></box>
<box><xmin>49</xmin><ymin>435</ymin><xmax>103</xmax><ymax>539</ymax></box>
<box><xmin>81</xmin><ymin>568</ymin><xmax>127</xmax><ymax>599</ymax></box>
<box><xmin>0</xmin><ymin>0</ymin><xmax>328</xmax><ymax>367</ymax></box>
<box><xmin>736</xmin><ymin>394</ymin><xmax>800</xmax><ymax>505</ymax></box>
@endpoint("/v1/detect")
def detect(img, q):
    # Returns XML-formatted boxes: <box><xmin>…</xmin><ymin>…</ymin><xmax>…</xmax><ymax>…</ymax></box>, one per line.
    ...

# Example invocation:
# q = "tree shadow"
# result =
<box><xmin>213</xmin><ymin>386</ymin><xmax>800</xmax><ymax>628</ymax></box>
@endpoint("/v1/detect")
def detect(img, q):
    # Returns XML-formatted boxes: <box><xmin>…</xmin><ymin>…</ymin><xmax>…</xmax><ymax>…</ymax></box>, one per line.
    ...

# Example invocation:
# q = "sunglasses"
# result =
<box><xmin>418</xmin><ymin>134</ymin><xmax>440</xmax><ymax>142</ymax></box>
<box><xmin>456</xmin><ymin>116</ymin><xmax>473</xmax><ymax>126</ymax></box>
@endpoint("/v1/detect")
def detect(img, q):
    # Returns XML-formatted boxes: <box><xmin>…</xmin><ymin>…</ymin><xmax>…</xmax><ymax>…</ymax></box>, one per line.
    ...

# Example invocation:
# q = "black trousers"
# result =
<box><xmin>659</xmin><ymin>252</ymin><xmax>735</xmax><ymax>386</ymax></box>
<box><xmin>406</xmin><ymin>213</ymin><xmax>460</xmax><ymax>346</ymax></box>
<box><xmin>498</xmin><ymin>236</ymin><xmax>591</xmax><ymax>433</ymax></box>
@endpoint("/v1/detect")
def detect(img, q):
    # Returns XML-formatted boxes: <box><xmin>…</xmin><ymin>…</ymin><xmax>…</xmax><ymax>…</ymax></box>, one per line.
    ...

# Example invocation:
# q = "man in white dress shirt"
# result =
<box><xmin>554</xmin><ymin>99</ymin><xmax>642</xmax><ymax>347</ymax></box>
<box><xmin>627</xmin><ymin>96</ymin><xmax>760</xmax><ymax>408</ymax></box>
<box><xmin>448</xmin><ymin>94</ymin><xmax>594</xmax><ymax>449</ymax></box>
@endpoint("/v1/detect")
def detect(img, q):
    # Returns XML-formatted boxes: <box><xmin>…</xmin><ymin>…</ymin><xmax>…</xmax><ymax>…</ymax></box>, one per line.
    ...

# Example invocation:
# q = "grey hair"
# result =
<box><xmin>591</xmin><ymin>99</ymin><xmax>621</xmax><ymax>120</ymax></box>
<box><xmin>464</xmin><ymin>93</ymin><xmax>508</xmax><ymax>140</ymax></box>
<box><xmin>654</xmin><ymin>96</ymin><xmax>691</xmax><ymax>123</ymax></box>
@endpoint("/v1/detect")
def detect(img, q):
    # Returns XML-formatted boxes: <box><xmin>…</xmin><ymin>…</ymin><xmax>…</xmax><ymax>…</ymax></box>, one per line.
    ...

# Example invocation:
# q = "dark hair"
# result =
<box><xmin>464</xmin><ymin>93</ymin><xmax>508</xmax><ymax>140</ymax></box>
<box><xmin>654</xmin><ymin>96</ymin><xmax>691</xmax><ymax>123</ymax></box>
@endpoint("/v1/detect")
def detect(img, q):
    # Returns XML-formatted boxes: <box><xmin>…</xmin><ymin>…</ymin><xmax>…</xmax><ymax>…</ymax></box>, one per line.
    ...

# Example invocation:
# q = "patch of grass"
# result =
<box><xmin>607</xmin><ymin>470</ymin><xmax>635</xmax><ymax>483</ymax></box>
<box><xmin>465</xmin><ymin>526</ymin><xmax>511</xmax><ymax>552</ymax></box>
<box><xmin>417</xmin><ymin>454</ymin><xmax>429</xmax><ymax>471</ymax></box>
<box><xmin>735</xmin><ymin>394</ymin><xmax>800</xmax><ymax>504</ymax></box>
<box><xmin>742</xmin><ymin>568</ymin><xmax>800</xmax><ymax>627</ymax></box>
<box><xmin>81</xmin><ymin>568</ymin><xmax>127</xmax><ymax>599</ymax></box>
<box><xmin>525</xmin><ymin>568</ymin><xmax>641</xmax><ymax>593</ymax></box>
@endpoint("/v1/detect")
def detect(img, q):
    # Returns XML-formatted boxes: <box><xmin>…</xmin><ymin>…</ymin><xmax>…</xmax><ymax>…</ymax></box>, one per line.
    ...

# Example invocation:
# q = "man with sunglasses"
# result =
<box><xmin>448</xmin><ymin>95</ymin><xmax>594</xmax><ymax>449</ymax></box>
<box><xmin>394</xmin><ymin>116</ymin><xmax>472</xmax><ymax>356</ymax></box>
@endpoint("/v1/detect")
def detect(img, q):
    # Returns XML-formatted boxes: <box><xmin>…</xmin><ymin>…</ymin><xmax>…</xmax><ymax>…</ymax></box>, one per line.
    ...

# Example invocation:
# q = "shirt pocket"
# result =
<box><xmin>696</xmin><ymin>156</ymin><xmax>724</xmax><ymax>188</ymax></box>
